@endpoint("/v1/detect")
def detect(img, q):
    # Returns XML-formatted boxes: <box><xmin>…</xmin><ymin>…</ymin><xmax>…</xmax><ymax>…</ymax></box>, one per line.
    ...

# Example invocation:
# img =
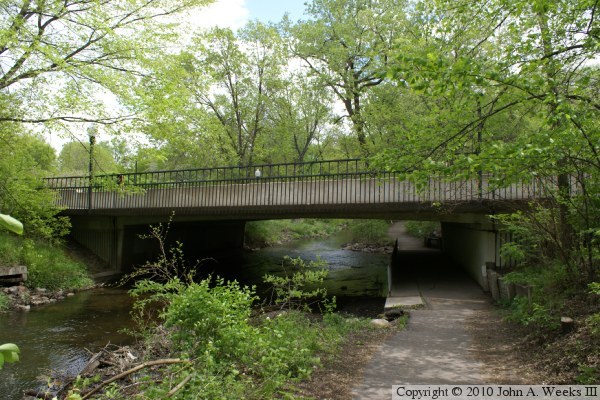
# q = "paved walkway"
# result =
<box><xmin>353</xmin><ymin>236</ymin><xmax>495</xmax><ymax>399</ymax></box>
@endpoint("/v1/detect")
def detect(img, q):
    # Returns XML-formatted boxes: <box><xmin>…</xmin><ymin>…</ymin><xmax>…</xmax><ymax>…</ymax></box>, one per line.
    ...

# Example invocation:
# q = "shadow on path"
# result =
<box><xmin>353</xmin><ymin>249</ymin><xmax>508</xmax><ymax>399</ymax></box>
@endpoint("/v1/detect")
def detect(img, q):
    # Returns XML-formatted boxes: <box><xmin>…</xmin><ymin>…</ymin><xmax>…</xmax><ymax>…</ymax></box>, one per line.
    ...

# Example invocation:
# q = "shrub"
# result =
<box><xmin>505</xmin><ymin>296</ymin><xmax>560</xmax><ymax>330</ymax></box>
<box><xmin>263</xmin><ymin>256</ymin><xmax>331</xmax><ymax>311</ymax></box>
<box><xmin>163</xmin><ymin>277</ymin><xmax>258</xmax><ymax>359</ymax></box>
<box><xmin>502</xmin><ymin>263</ymin><xmax>570</xmax><ymax>330</ymax></box>
<box><xmin>348</xmin><ymin>220</ymin><xmax>390</xmax><ymax>245</ymax></box>
<box><xmin>404</xmin><ymin>221</ymin><xmax>440</xmax><ymax>239</ymax></box>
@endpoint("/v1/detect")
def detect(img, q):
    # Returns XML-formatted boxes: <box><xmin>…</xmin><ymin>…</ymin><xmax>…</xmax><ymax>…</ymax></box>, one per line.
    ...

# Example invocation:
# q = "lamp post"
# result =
<box><xmin>87</xmin><ymin>125</ymin><xmax>97</xmax><ymax>211</ymax></box>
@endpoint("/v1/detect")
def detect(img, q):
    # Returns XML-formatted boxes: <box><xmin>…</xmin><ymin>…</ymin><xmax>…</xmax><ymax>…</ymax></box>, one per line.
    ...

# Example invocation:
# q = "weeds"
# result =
<box><xmin>0</xmin><ymin>232</ymin><xmax>92</xmax><ymax>291</ymax></box>
<box><xmin>119</xmin><ymin>222</ymin><xmax>373</xmax><ymax>399</ymax></box>
<box><xmin>348</xmin><ymin>220</ymin><xmax>391</xmax><ymax>245</ymax></box>
<box><xmin>245</xmin><ymin>219</ymin><xmax>347</xmax><ymax>248</ymax></box>
<box><xmin>263</xmin><ymin>256</ymin><xmax>331</xmax><ymax>311</ymax></box>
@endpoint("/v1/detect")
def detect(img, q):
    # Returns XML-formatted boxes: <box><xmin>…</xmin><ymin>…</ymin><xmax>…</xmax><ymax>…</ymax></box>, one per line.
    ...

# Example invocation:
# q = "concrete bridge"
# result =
<box><xmin>44</xmin><ymin>159</ymin><xmax>559</xmax><ymax>288</ymax></box>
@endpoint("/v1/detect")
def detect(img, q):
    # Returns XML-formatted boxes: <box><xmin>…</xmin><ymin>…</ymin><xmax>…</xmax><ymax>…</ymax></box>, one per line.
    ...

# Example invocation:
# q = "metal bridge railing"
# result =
<box><xmin>42</xmin><ymin>159</ymin><xmax>564</xmax><ymax>212</ymax></box>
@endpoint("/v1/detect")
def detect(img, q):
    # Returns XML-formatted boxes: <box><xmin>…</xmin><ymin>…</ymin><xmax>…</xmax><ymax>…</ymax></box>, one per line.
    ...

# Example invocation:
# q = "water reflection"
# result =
<box><xmin>0</xmin><ymin>232</ymin><xmax>388</xmax><ymax>399</ymax></box>
<box><xmin>0</xmin><ymin>288</ymin><xmax>135</xmax><ymax>400</ymax></box>
<box><xmin>219</xmin><ymin>232</ymin><xmax>388</xmax><ymax>298</ymax></box>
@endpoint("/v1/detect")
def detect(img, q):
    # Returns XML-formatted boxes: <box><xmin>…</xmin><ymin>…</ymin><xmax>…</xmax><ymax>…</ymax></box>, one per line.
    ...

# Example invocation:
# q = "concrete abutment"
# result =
<box><xmin>441</xmin><ymin>220</ymin><xmax>505</xmax><ymax>291</ymax></box>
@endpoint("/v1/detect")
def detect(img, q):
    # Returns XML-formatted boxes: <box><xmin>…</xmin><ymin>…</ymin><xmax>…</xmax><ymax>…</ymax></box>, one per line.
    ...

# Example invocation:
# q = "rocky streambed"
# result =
<box><xmin>2</xmin><ymin>284</ymin><xmax>79</xmax><ymax>311</ymax></box>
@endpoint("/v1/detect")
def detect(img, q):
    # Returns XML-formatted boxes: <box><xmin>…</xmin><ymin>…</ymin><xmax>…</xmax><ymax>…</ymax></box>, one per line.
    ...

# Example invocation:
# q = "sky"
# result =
<box><xmin>245</xmin><ymin>0</ymin><xmax>308</xmax><ymax>23</ymax></box>
<box><xmin>187</xmin><ymin>0</ymin><xmax>308</xmax><ymax>31</ymax></box>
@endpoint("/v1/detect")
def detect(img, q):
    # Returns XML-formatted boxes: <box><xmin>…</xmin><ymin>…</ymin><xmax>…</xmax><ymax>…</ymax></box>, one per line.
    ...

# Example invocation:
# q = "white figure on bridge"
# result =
<box><xmin>255</xmin><ymin>168</ymin><xmax>261</xmax><ymax>178</ymax></box>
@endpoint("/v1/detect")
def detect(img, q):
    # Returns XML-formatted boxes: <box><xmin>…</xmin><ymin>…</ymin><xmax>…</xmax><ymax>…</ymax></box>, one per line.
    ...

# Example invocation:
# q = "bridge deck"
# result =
<box><xmin>44</xmin><ymin>159</ymin><xmax>558</xmax><ymax>218</ymax></box>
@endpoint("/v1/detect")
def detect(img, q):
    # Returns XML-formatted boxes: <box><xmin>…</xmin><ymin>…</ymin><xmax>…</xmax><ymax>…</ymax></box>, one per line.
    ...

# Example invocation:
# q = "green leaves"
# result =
<box><xmin>0</xmin><ymin>214</ymin><xmax>23</xmax><ymax>235</ymax></box>
<box><xmin>0</xmin><ymin>343</ymin><xmax>20</xmax><ymax>369</ymax></box>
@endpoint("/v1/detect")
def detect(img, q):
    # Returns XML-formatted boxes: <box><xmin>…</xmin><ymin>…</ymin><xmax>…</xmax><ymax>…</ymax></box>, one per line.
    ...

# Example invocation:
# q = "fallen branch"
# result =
<box><xmin>166</xmin><ymin>373</ymin><xmax>193</xmax><ymax>397</ymax></box>
<box><xmin>81</xmin><ymin>358</ymin><xmax>187</xmax><ymax>399</ymax></box>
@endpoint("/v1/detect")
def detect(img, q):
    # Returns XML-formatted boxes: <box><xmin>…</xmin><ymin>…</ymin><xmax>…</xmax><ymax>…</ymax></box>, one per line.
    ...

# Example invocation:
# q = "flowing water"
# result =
<box><xmin>0</xmin><ymin>288</ymin><xmax>135</xmax><ymax>399</ymax></box>
<box><xmin>0</xmin><ymin>231</ymin><xmax>388</xmax><ymax>399</ymax></box>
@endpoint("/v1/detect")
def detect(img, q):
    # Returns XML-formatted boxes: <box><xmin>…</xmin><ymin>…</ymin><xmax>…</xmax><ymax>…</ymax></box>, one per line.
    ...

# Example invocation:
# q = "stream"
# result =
<box><xmin>0</xmin><ymin>230</ymin><xmax>388</xmax><ymax>399</ymax></box>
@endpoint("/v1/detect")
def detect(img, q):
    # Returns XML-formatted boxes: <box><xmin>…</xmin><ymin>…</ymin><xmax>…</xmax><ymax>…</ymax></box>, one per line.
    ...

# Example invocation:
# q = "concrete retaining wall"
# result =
<box><xmin>441</xmin><ymin>222</ymin><xmax>496</xmax><ymax>288</ymax></box>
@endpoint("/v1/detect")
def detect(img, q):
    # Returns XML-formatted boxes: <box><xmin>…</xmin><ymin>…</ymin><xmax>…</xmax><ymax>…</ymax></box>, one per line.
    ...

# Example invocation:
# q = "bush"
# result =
<box><xmin>263</xmin><ymin>256</ymin><xmax>331</xmax><ymax>311</ymax></box>
<box><xmin>124</xmin><ymin>234</ymin><xmax>375</xmax><ymax>399</ymax></box>
<box><xmin>0</xmin><ymin>232</ymin><xmax>92</xmax><ymax>291</ymax></box>
<box><xmin>128</xmin><ymin>273</ymin><xmax>372</xmax><ymax>399</ymax></box>
<box><xmin>404</xmin><ymin>221</ymin><xmax>440</xmax><ymax>239</ymax></box>
<box><xmin>348</xmin><ymin>220</ymin><xmax>390</xmax><ymax>245</ymax></box>
<box><xmin>505</xmin><ymin>296</ymin><xmax>560</xmax><ymax>330</ymax></box>
<box><xmin>163</xmin><ymin>277</ymin><xmax>258</xmax><ymax>359</ymax></box>
<box><xmin>502</xmin><ymin>263</ymin><xmax>570</xmax><ymax>330</ymax></box>
<box><xmin>245</xmin><ymin>219</ymin><xmax>347</xmax><ymax>247</ymax></box>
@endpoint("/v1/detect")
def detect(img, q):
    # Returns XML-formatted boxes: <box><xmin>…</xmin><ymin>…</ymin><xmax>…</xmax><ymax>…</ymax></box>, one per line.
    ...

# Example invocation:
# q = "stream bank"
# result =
<box><xmin>1</xmin><ymin>226</ymin><xmax>394</xmax><ymax>399</ymax></box>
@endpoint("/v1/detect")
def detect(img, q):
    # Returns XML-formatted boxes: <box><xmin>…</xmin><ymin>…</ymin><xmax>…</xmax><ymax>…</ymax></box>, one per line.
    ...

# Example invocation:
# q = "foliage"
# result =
<box><xmin>125</xmin><ymin>217</ymin><xmax>200</xmax><ymax>285</ymax></box>
<box><xmin>244</xmin><ymin>219</ymin><xmax>347</xmax><ymax>248</ymax></box>
<box><xmin>132</xmin><ymin>277</ymin><xmax>364</xmax><ymax>399</ymax></box>
<box><xmin>58</xmin><ymin>141</ymin><xmax>119</xmax><ymax>176</ymax></box>
<box><xmin>348</xmin><ymin>220</ymin><xmax>391</xmax><ymax>245</ymax></box>
<box><xmin>505</xmin><ymin>296</ymin><xmax>560</xmax><ymax>330</ymax></box>
<box><xmin>0</xmin><ymin>213</ymin><xmax>23</xmax><ymax>235</ymax></box>
<box><xmin>0</xmin><ymin>292</ymin><xmax>9</xmax><ymax>312</ymax></box>
<box><xmin>287</xmin><ymin>0</ymin><xmax>411</xmax><ymax>154</ymax></box>
<box><xmin>163</xmin><ymin>277</ymin><xmax>257</xmax><ymax>358</ymax></box>
<box><xmin>123</xmin><ymin>226</ymin><xmax>371</xmax><ymax>398</ymax></box>
<box><xmin>501</xmin><ymin>262</ymin><xmax>577</xmax><ymax>330</ymax></box>
<box><xmin>0</xmin><ymin>0</ymin><xmax>213</xmax><ymax>130</ymax></box>
<box><xmin>0</xmin><ymin>232</ymin><xmax>92</xmax><ymax>291</ymax></box>
<box><xmin>263</xmin><ymin>256</ymin><xmax>331</xmax><ymax>311</ymax></box>
<box><xmin>589</xmin><ymin>283</ymin><xmax>600</xmax><ymax>337</ymax></box>
<box><xmin>404</xmin><ymin>221</ymin><xmax>440</xmax><ymax>239</ymax></box>
<box><xmin>0</xmin><ymin>130</ymin><xmax>69</xmax><ymax>240</ymax></box>
<box><xmin>493</xmin><ymin>199</ymin><xmax>599</xmax><ymax>284</ymax></box>
<box><xmin>377</xmin><ymin>0</ymin><xmax>599</xmax><ymax>286</ymax></box>
<box><xmin>0</xmin><ymin>343</ymin><xmax>20</xmax><ymax>369</ymax></box>
<box><xmin>264</xmin><ymin>71</ymin><xmax>336</xmax><ymax>163</ymax></box>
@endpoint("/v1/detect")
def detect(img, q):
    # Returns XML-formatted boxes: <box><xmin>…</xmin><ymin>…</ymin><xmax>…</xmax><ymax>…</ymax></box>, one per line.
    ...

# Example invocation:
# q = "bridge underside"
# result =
<box><xmin>67</xmin><ymin>210</ymin><xmax>511</xmax><ymax>292</ymax></box>
<box><xmin>62</xmin><ymin>200</ymin><xmax>525</xmax><ymax>223</ymax></box>
<box><xmin>69</xmin><ymin>215</ymin><xmax>246</xmax><ymax>272</ymax></box>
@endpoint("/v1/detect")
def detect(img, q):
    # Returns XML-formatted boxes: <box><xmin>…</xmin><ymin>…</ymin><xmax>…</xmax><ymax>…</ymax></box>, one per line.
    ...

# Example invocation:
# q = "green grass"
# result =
<box><xmin>0</xmin><ymin>292</ymin><xmax>8</xmax><ymax>312</ymax></box>
<box><xmin>0</xmin><ymin>232</ymin><xmax>92</xmax><ymax>291</ymax></box>
<box><xmin>245</xmin><ymin>219</ymin><xmax>347</xmax><ymax>247</ymax></box>
<box><xmin>347</xmin><ymin>219</ymin><xmax>391</xmax><ymax>245</ymax></box>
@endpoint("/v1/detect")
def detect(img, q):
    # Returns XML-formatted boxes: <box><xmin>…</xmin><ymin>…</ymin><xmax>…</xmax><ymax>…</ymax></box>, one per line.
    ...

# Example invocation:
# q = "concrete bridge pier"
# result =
<box><xmin>441</xmin><ymin>221</ymin><xmax>497</xmax><ymax>290</ymax></box>
<box><xmin>69</xmin><ymin>216</ymin><xmax>246</xmax><ymax>272</ymax></box>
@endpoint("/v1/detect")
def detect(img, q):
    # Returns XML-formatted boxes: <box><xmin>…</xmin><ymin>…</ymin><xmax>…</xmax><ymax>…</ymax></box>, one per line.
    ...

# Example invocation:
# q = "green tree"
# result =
<box><xmin>0</xmin><ymin>0</ymin><xmax>213</xmax><ymax>130</ymax></box>
<box><xmin>0</xmin><ymin>128</ymin><xmax>67</xmax><ymax>239</ymax></box>
<box><xmin>58</xmin><ymin>141</ymin><xmax>118</xmax><ymax>176</ymax></box>
<box><xmin>385</xmin><ymin>0</ymin><xmax>599</xmax><ymax>282</ymax></box>
<box><xmin>288</xmin><ymin>0</ymin><xmax>410</xmax><ymax>155</ymax></box>
<box><xmin>191</xmin><ymin>22</ymin><xmax>286</xmax><ymax>166</ymax></box>
<box><xmin>262</xmin><ymin>72</ymin><xmax>336</xmax><ymax>163</ymax></box>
